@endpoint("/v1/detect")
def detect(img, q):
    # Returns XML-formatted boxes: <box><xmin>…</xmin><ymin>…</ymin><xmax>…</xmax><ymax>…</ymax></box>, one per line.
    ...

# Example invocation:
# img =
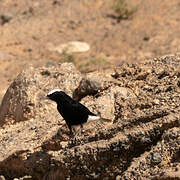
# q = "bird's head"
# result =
<box><xmin>46</xmin><ymin>89</ymin><xmax>64</xmax><ymax>102</ymax></box>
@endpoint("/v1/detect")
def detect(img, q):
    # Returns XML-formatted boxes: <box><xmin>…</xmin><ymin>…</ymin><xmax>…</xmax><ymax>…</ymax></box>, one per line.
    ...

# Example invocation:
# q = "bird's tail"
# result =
<box><xmin>87</xmin><ymin>115</ymin><xmax>100</xmax><ymax>122</ymax></box>
<box><xmin>87</xmin><ymin>115</ymin><xmax>112</xmax><ymax>123</ymax></box>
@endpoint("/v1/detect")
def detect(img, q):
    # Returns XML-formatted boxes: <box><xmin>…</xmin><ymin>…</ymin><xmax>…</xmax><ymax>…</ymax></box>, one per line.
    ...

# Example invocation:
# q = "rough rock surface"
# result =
<box><xmin>0</xmin><ymin>55</ymin><xmax>179</xmax><ymax>180</ymax></box>
<box><xmin>0</xmin><ymin>63</ymin><xmax>82</xmax><ymax>126</ymax></box>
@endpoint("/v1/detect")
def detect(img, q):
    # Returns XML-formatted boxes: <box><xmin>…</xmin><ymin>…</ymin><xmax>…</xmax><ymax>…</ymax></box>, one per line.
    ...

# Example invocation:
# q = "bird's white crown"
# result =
<box><xmin>47</xmin><ymin>89</ymin><xmax>63</xmax><ymax>95</ymax></box>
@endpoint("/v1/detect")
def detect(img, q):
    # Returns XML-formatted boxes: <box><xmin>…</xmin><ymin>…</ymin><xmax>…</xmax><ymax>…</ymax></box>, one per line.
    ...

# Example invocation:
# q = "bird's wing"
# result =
<box><xmin>61</xmin><ymin>92</ymin><xmax>96</xmax><ymax>116</ymax></box>
<box><xmin>71</xmin><ymin>102</ymin><xmax>96</xmax><ymax>116</ymax></box>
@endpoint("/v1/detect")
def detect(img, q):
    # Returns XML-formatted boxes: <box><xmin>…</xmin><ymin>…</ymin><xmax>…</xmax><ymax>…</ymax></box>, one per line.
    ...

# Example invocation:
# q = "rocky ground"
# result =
<box><xmin>0</xmin><ymin>54</ymin><xmax>179</xmax><ymax>179</ymax></box>
<box><xmin>0</xmin><ymin>0</ymin><xmax>180</xmax><ymax>102</ymax></box>
<box><xmin>0</xmin><ymin>0</ymin><xmax>180</xmax><ymax>179</ymax></box>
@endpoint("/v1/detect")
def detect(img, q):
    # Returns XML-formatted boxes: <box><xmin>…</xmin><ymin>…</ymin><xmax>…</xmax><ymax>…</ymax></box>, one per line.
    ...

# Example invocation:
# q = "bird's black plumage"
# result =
<box><xmin>47</xmin><ymin>89</ymin><xmax>98</xmax><ymax>133</ymax></box>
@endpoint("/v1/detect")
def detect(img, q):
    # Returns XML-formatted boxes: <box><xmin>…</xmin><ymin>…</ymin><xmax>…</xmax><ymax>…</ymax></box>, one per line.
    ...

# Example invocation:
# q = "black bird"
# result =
<box><xmin>47</xmin><ymin>89</ymin><xmax>100</xmax><ymax>135</ymax></box>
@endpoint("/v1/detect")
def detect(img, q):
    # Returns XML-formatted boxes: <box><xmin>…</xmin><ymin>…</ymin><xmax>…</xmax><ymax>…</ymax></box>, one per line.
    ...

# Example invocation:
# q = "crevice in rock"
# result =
<box><xmin>40</xmin><ymin>109</ymin><xmax>175</xmax><ymax>151</ymax></box>
<box><xmin>171</xmin><ymin>149</ymin><xmax>180</xmax><ymax>163</ymax></box>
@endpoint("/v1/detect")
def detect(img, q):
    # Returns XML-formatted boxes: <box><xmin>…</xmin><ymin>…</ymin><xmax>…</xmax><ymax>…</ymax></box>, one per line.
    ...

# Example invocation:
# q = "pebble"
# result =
<box><xmin>60</xmin><ymin>141</ymin><xmax>68</xmax><ymax>148</ymax></box>
<box><xmin>0</xmin><ymin>175</ymin><xmax>6</xmax><ymax>180</ymax></box>
<box><xmin>151</xmin><ymin>152</ymin><xmax>162</xmax><ymax>165</ymax></box>
<box><xmin>153</xmin><ymin>99</ymin><xmax>160</xmax><ymax>105</ymax></box>
<box><xmin>116</xmin><ymin>175</ymin><xmax>121</xmax><ymax>180</ymax></box>
<box><xmin>19</xmin><ymin>175</ymin><xmax>32</xmax><ymax>180</ymax></box>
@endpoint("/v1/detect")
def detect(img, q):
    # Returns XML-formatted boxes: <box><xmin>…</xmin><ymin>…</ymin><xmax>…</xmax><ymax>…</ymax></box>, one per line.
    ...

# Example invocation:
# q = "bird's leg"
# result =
<box><xmin>79</xmin><ymin>124</ymin><xmax>83</xmax><ymax>136</ymax></box>
<box><xmin>73</xmin><ymin>124</ymin><xmax>83</xmax><ymax>140</ymax></box>
<box><xmin>67</xmin><ymin>124</ymin><xmax>72</xmax><ymax>134</ymax></box>
<box><xmin>68</xmin><ymin>125</ymin><xmax>74</xmax><ymax>141</ymax></box>
<box><xmin>68</xmin><ymin>126</ymin><xmax>77</xmax><ymax>145</ymax></box>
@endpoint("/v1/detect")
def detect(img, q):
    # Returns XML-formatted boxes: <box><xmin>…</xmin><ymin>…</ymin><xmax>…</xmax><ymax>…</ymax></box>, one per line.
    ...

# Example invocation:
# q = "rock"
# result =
<box><xmin>115</xmin><ymin>175</ymin><xmax>121</xmax><ymax>180</ymax></box>
<box><xmin>136</xmin><ymin>72</ymin><xmax>149</xmax><ymax>80</ymax></box>
<box><xmin>0</xmin><ymin>55</ymin><xmax>179</xmax><ymax>180</ymax></box>
<box><xmin>121</xmin><ymin>127</ymin><xmax>180</xmax><ymax>179</ymax></box>
<box><xmin>79</xmin><ymin>86</ymin><xmax>135</xmax><ymax>121</ymax></box>
<box><xmin>60</xmin><ymin>141</ymin><xmax>68</xmax><ymax>149</ymax></box>
<box><xmin>19</xmin><ymin>175</ymin><xmax>32</xmax><ymax>180</ymax></box>
<box><xmin>47</xmin><ymin>41</ymin><xmax>90</xmax><ymax>54</ymax></box>
<box><xmin>0</xmin><ymin>175</ymin><xmax>6</xmax><ymax>180</ymax></box>
<box><xmin>157</xmin><ymin>70</ymin><xmax>169</xmax><ymax>79</ymax></box>
<box><xmin>73</xmin><ymin>77</ymin><xmax>101</xmax><ymax>101</ymax></box>
<box><xmin>152</xmin><ymin>99</ymin><xmax>160</xmax><ymax>105</ymax></box>
<box><xmin>151</xmin><ymin>152</ymin><xmax>162</xmax><ymax>165</ymax></box>
<box><xmin>0</xmin><ymin>14</ymin><xmax>12</xmax><ymax>25</ymax></box>
<box><xmin>154</xmin><ymin>168</ymin><xmax>180</xmax><ymax>179</ymax></box>
<box><xmin>73</xmin><ymin>71</ymin><xmax>116</xmax><ymax>101</ymax></box>
<box><xmin>177</xmin><ymin>80</ymin><xmax>180</xmax><ymax>87</ymax></box>
<box><xmin>0</xmin><ymin>63</ymin><xmax>82</xmax><ymax>126</ymax></box>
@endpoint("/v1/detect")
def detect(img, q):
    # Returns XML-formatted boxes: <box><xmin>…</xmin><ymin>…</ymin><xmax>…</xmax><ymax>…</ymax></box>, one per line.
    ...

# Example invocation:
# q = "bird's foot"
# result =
<box><xmin>73</xmin><ymin>132</ymin><xmax>80</xmax><ymax>141</ymax></box>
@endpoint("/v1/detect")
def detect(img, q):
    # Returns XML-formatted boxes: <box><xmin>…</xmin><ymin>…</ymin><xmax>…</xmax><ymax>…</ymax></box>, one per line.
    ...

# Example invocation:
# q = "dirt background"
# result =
<box><xmin>0</xmin><ymin>0</ymin><xmax>180</xmax><ymax>100</ymax></box>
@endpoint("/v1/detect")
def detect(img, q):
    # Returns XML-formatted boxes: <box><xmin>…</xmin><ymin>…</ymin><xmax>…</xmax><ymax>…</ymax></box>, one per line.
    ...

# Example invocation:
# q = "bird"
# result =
<box><xmin>46</xmin><ymin>89</ymin><xmax>101</xmax><ymax>137</ymax></box>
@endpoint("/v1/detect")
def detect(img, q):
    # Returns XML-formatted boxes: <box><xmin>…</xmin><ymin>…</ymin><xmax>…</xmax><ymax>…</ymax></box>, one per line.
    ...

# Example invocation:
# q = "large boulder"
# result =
<box><xmin>0</xmin><ymin>63</ymin><xmax>82</xmax><ymax>126</ymax></box>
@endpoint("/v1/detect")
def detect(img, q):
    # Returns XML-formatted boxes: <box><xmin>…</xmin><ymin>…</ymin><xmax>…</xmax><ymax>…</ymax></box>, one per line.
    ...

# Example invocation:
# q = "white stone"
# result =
<box><xmin>60</xmin><ymin>141</ymin><xmax>68</xmax><ymax>148</ymax></box>
<box><xmin>47</xmin><ymin>41</ymin><xmax>90</xmax><ymax>54</ymax></box>
<box><xmin>0</xmin><ymin>175</ymin><xmax>6</xmax><ymax>180</ymax></box>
